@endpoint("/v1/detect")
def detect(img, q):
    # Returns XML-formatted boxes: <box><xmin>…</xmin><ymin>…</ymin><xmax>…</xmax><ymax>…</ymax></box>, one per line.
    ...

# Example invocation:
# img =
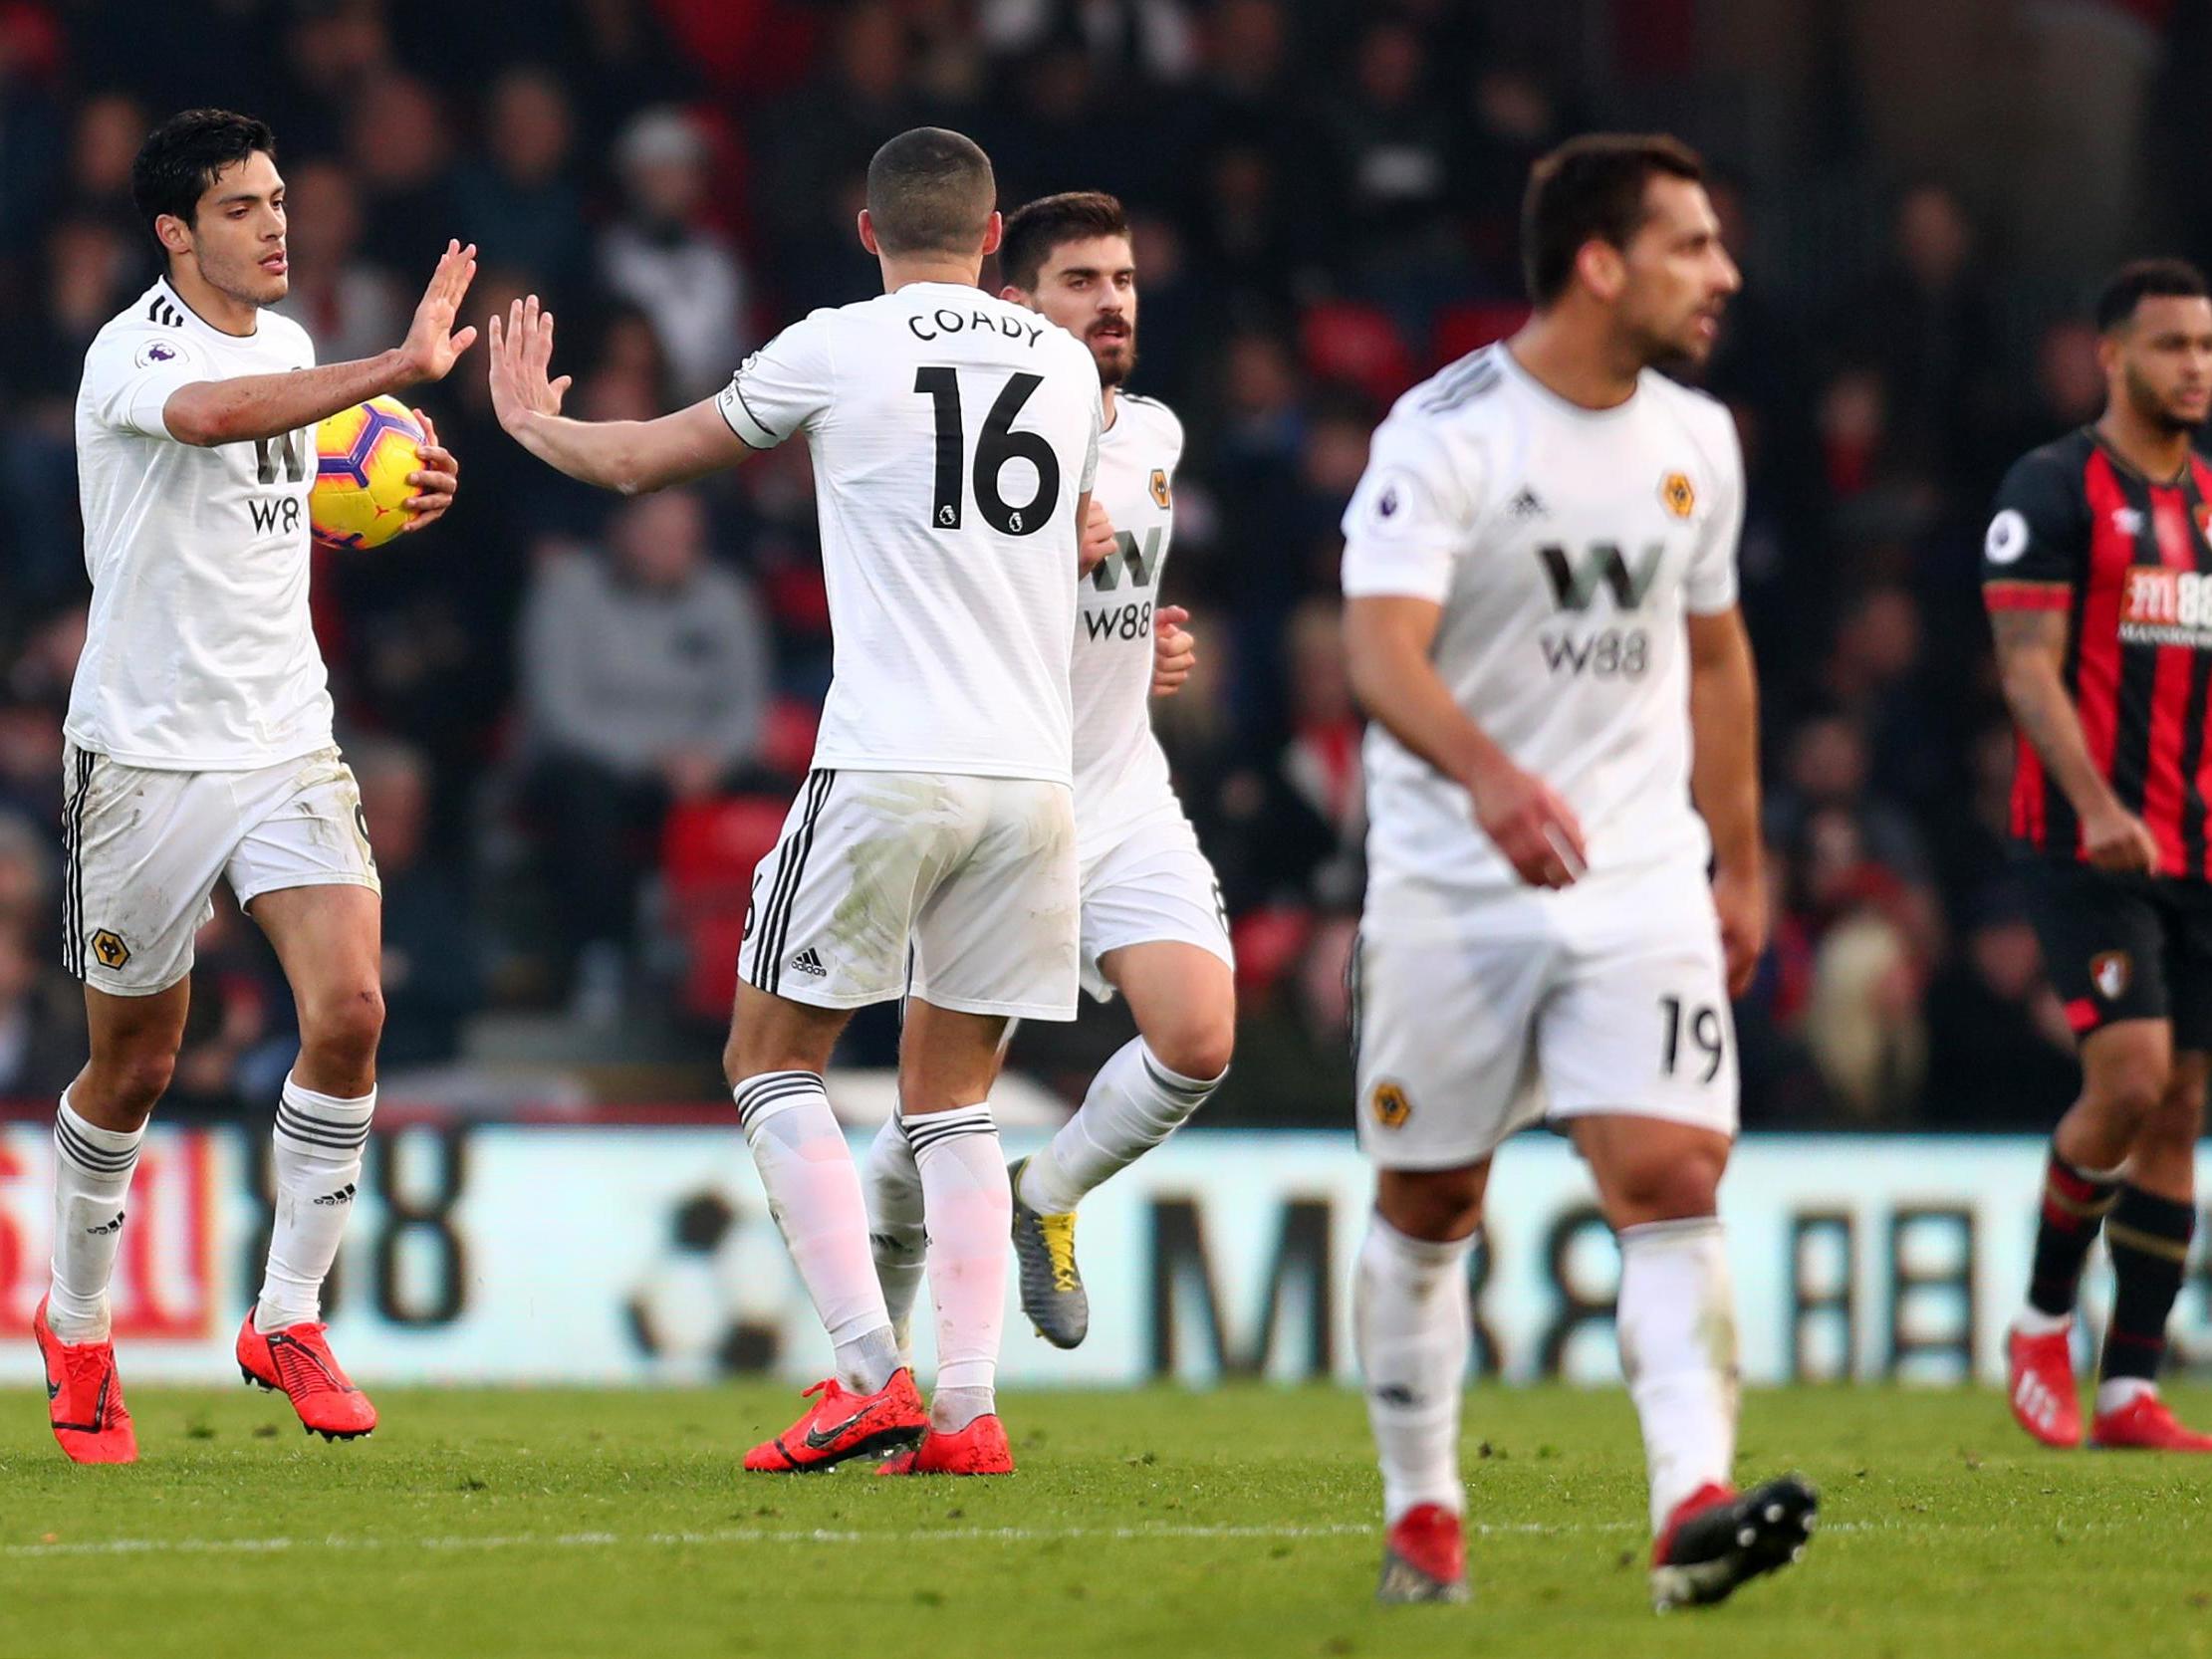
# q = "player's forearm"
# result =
<box><xmin>1345</xmin><ymin>608</ymin><xmax>1511</xmax><ymax>794</ymax></box>
<box><xmin>504</xmin><ymin>407</ymin><xmax>737</xmax><ymax>496</ymax></box>
<box><xmin>1686</xmin><ymin>608</ymin><xmax>1763</xmax><ymax>876</ymax></box>
<box><xmin>1998</xmin><ymin>650</ymin><xmax>2122</xmax><ymax>820</ymax></box>
<box><xmin>161</xmin><ymin>352</ymin><xmax>417</xmax><ymax>447</ymax></box>
<box><xmin>1688</xmin><ymin>635</ymin><xmax>1763</xmax><ymax>879</ymax></box>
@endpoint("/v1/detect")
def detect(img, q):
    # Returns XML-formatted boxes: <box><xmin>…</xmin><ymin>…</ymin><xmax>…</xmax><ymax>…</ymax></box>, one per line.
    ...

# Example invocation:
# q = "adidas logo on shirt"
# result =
<box><xmin>1507</xmin><ymin>486</ymin><xmax>1548</xmax><ymax>520</ymax></box>
<box><xmin>790</xmin><ymin>947</ymin><xmax>829</xmax><ymax>978</ymax></box>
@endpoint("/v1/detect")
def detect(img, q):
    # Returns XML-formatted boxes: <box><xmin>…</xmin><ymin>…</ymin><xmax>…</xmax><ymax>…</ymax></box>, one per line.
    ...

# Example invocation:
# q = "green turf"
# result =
<box><xmin>5</xmin><ymin>1382</ymin><xmax>2211</xmax><ymax>1659</ymax></box>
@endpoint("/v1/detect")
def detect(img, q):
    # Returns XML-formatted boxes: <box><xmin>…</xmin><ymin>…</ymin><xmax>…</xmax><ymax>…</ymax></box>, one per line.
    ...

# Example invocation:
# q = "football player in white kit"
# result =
<box><xmin>861</xmin><ymin>192</ymin><xmax>1236</xmax><ymax>1352</ymax></box>
<box><xmin>35</xmin><ymin>110</ymin><xmax>472</xmax><ymax>1463</ymax></box>
<box><xmin>1340</xmin><ymin>135</ymin><xmax>1816</xmax><ymax>1607</ymax></box>
<box><xmin>487</xmin><ymin>129</ymin><xmax>1102</xmax><ymax>1477</ymax></box>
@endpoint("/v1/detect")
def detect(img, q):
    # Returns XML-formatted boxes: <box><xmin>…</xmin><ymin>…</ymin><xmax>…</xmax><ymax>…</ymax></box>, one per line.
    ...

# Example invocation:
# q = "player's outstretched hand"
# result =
<box><xmin>1710</xmin><ymin>864</ymin><xmax>1769</xmax><ymax>998</ymax></box>
<box><xmin>399</xmin><ymin>410</ymin><xmax>458</xmax><ymax>533</ymax></box>
<box><xmin>1469</xmin><ymin>760</ymin><xmax>1588</xmax><ymax>888</ymax></box>
<box><xmin>486</xmin><ymin>295</ymin><xmax>574</xmax><ymax>433</ymax></box>
<box><xmin>1151</xmin><ymin>606</ymin><xmax>1196</xmax><ymax>697</ymax></box>
<box><xmin>1080</xmin><ymin>497</ymin><xmax>1117</xmax><ymax>578</ymax></box>
<box><xmin>2083</xmin><ymin>799</ymin><xmax>2162</xmax><ymax>874</ymax></box>
<box><xmin>396</xmin><ymin>240</ymin><xmax>479</xmax><ymax>387</ymax></box>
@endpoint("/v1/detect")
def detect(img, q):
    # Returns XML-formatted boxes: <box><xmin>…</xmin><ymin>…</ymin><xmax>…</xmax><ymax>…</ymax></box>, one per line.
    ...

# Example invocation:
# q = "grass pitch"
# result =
<box><xmin>4</xmin><ymin>1382</ymin><xmax>2211</xmax><ymax>1659</ymax></box>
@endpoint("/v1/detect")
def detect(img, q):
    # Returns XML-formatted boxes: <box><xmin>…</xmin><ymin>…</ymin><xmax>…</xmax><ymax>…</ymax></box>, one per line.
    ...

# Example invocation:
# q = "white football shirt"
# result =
<box><xmin>718</xmin><ymin>282</ymin><xmax>1102</xmax><ymax>787</ymax></box>
<box><xmin>1072</xmin><ymin>391</ymin><xmax>1183</xmax><ymax>855</ymax></box>
<box><xmin>70</xmin><ymin>277</ymin><xmax>333</xmax><ymax>770</ymax></box>
<box><xmin>1341</xmin><ymin>344</ymin><xmax>1743</xmax><ymax>923</ymax></box>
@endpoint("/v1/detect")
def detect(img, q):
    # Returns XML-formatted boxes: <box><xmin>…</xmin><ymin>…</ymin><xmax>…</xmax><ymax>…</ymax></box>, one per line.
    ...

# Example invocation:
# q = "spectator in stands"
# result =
<box><xmin>453</xmin><ymin>65</ymin><xmax>590</xmax><ymax>294</ymax></box>
<box><xmin>1923</xmin><ymin>883</ymin><xmax>2080</xmax><ymax>1128</ymax></box>
<box><xmin>518</xmin><ymin>488</ymin><xmax>772</xmax><ymax>1005</ymax></box>
<box><xmin>346</xmin><ymin>74</ymin><xmax>457</xmax><ymax>279</ymax></box>
<box><xmin>599</xmin><ymin>107</ymin><xmax>750</xmax><ymax>402</ymax></box>
<box><xmin>355</xmin><ymin>738</ymin><xmax>480</xmax><ymax>1069</ymax></box>
<box><xmin>277</xmin><ymin>158</ymin><xmax>405</xmax><ymax>368</ymax></box>
<box><xmin>0</xmin><ymin>916</ymin><xmax>84</xmax><ymax>1099</ymax></box>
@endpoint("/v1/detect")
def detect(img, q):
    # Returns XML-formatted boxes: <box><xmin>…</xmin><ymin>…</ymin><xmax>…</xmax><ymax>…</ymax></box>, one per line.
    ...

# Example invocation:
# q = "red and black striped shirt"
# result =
<box><xmin>1984</xmin><ymin>428</ymin><xmax>2212</xmax><ymax>873</ymax></box>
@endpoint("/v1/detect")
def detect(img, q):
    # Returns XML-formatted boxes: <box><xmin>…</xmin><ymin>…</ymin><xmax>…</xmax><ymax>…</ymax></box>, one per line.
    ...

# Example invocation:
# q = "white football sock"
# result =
<box><xmin>1617</xmin><ymin>1217</ymin><xmax>1740</xmax><ymax>1534</ymax></box>
<box><xmin>2096</xmin><ymin>1376</ymin><xmax>2157</xmax><ymax>1414</ymax></box>
<box><xmin>860</xmin><ymin>1113</ymin><xmax>926</xmax><ymax>1367</ymax></box>
<box><xmin>910</xmin><ymin>1104</ymin><xmax>1008</xmax><ymax>1432</ymax></box>
<box><xmin>1354</xmin><ymin>1212</ymin><xmax>1472</xmax><ymax>1525</ymax></box>
<box><xmin>48</xmin><ymin>1093</ymin><xmax>144</xmax><ymax>1342</ymax></box>
<box><xmin>2014</xmin><ymin>1304</ymin><xmax>2072</xmax><ymax>1336</ymax></box>
<box><xmin>735</xmin><ymin>1071</ymin><xmax>898</xmax><ymax>1394</ymax></box>
<box><xmin>1018</xmin><ymin>1037</ymin><xmax>1221</xmax><ymax>1215</ymax></box>
<box><xmin>257</xmin><ymin>1074</ymin><xmax>374</xmax><ymax>1331</ymax></box>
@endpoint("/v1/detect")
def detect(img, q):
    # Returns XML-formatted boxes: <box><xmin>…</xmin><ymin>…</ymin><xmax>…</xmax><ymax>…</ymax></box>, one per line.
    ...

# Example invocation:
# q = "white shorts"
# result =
<box><xmin>1078</xmin><ymin>812</ymin><xmax>1234</xmax><ymax>1002</ymax></box>
<box><xmin>738</xmin><ymin>769</ymin><xmax>1080</xmax><ymax>1021</ymax></box>
<box><xmin>62</xmin><ymin>742</ymin><xmax>380</xmax><ymax>997</ymax></box>
<box><xmin>1352</xmin><ymin>863</ymin><xmax>1738</xmax><ymax>1170</ymax></box>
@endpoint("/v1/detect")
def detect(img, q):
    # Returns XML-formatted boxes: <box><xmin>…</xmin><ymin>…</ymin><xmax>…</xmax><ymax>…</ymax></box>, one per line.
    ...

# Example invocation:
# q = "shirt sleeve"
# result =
<box><xmin>715</xmin><ymin>311</ymin><xmax>835</xmax><ymax>448</ymax></box>
<box><xmin>1683</xmin><ymin>407</ymin><xmax>1744</xmax><ymax>615</ymax></box>
<box><xmin>1983</xmin><ymin>449</ymin><xmax>2086</xmax><ymax>605</ymax></box>
<box><xmin>79</xmin><ymin>329</ymin><xmax>214</xmax><ymax>441</ymax></box>
<box><xmin>1080</xmin><ymin>383</ymin><xmax>1103</xmax><ymax>496</ymax></box>
<box><xmin>1340</xmin><ymin>413</ymin><xmax>1479</xmax><ymax>603</ymax></box>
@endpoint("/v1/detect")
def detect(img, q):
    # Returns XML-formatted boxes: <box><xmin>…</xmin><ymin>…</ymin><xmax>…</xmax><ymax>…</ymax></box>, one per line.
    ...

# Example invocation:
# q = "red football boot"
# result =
<box><xmin>2007</xmin><ymin>1323</ymin><xmax>2081</xmax><ymax>1448</ymax></box>
<box><xmin>2089</xmin><ymin>1391</ymin><xmax>2212</xmax><ymax>1451</ymax></box>
<box><xmin>33</xmin><ymin>1297</ymin><xmax>136</xmax><ymax>1465</ymax></box>
<box><xmin>874</xmin><ymin>1412</ymin><xmax>1015</xmax><ymax>1476</ymax></box>
<box><xmin>1375</xmin><ymin>1504</ymin><xmax>1469</xmax><ymax>1604</ymax></box>
<box><xmin>744</xmin><ymin>1369</ymin><xmax>926</xmax><ymax>1472</ymax></box>
<box><xmin>1650</xmin><ymin>1475</ymin><xmax>1819</xmax><ymax>1610</ymax></box>
<box><xmin>237</xmin><ymin>1314</ymin><xmax>377</xmax><ymax>1440</ymax></box>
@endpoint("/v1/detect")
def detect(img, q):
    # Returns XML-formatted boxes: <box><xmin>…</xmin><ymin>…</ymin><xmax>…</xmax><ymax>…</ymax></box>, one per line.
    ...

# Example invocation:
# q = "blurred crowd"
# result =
<box><xmin>0</xmin><ymin>0</ymin><xmax>2197</xmax><ymax>1125</ymax></box>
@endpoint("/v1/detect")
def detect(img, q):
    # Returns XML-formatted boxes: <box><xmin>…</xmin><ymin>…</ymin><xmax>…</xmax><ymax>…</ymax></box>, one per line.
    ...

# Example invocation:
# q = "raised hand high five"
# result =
<box><xmin>486</xmin><ymin>294</ymin><xmax>574</xmax><ymax>433</ymax></box>
<box><xmin>395</xmin><ymin>240</ymin><xmax>480</xmax><ymax>387</ymax></box>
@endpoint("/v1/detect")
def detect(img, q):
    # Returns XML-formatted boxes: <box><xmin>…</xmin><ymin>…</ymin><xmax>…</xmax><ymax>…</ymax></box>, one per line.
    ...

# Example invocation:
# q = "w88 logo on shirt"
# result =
<box><xmin>2120</xmin><ymin>568</ymin><xmax>2212</xmax><ymax>646</ymax></box>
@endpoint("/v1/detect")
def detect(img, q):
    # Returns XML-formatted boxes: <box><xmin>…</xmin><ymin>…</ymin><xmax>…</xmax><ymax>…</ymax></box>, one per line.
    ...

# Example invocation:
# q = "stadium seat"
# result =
<box><xmin>1429</xmin><ymin>301</ymin><xmax>1531</xmax><ymax>368</ymax></box>
<box><xmin>1297</xmin><ymin>303</ymin><xmax>1417</xmax><ymax>407</ymax></box>
<box><xmin>658</xmin><ymin>795</ymin><xmax>789</xmax><ymax>1019</ymax></box>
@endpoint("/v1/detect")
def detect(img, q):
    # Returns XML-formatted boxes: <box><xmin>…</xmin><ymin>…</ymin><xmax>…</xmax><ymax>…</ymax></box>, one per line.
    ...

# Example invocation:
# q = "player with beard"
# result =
<box><xmin>36</xmin><ymin>109</ymin><xmax>471</xmax><ymax>1462</ymax></box>
<box><xmin>1990</xmin><ymin>260</ymin><xmax>2212</xmax><ymax>1454</ymax></box>
<box><xmin>1339</xmin><ymin>133</ymin><xmax>1815</xmax><ymax>1607</ymax></box>
<box><xmin>860</xmin><ymin>192</ymin><xmax>1234</xmax><ymax>1353</ymax></box>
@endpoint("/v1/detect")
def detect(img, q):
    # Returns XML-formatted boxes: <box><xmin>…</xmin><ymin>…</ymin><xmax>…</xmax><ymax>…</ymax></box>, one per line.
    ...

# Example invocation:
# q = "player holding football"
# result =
<box><xmin>861</xmin><ymin>191</ymin><xmax>1235</xmax><ymax>1353</ymax></box>
<box><xmin>37</xmin><ymin>109</ymin><xmax>470</xmax><ymax>1463</ymax></box>
<box><xmin>487</xmin><ymin>128</ymin><xmax>1102</xmax><ymax>1477</ymax></box>
<box><xmin>1340</xmin><ymin>134</ymin><xmax>1815</xmax><ymax>1607</ymax></box>
<box><xmin>1989</xmin><ymin>260</ymin><xmax>2212</xmax><ymax>1454</ymax></box>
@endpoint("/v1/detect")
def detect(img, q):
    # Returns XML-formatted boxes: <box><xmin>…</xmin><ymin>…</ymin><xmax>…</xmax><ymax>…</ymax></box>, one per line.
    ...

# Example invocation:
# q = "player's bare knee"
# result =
<box><xmin>1148</xmin><ymin>1019</ymin><xmax>1233</xmax><ymax>1087</ymax></box>
<box><xmin>1375</xmin><ymin>1167</ymin><xmax>1486</xmax><ymax>1242</ymax></box>
<box><xmin>98</xmin><ymin>1049</ymin><xmax>176</xmax><ymax>1119</ymax></box>
<box><xmin>2085</xmin><ymin>1054</ymin><xmax>2168</xmax><ymax>1135</ymax></box>
<box><xmin>302</xmin><ymin>983</ymin><xmax>384</xmax><ymax>1073</ymax></box>
<box><xmin>1602</xmin><ymin>1148</ymin><xmax>1725</xmax><ymax>1228</ymax></box>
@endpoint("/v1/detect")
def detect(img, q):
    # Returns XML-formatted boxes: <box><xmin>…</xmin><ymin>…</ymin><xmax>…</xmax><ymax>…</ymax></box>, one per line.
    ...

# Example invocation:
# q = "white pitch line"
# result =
<box><xmin>4</xmin><ymin>1519</ymin><xmax>1634</xmax><ymax>1561</ymax></box>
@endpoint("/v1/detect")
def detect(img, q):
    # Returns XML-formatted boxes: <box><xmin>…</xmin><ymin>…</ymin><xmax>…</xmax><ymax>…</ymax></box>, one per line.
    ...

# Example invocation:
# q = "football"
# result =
<box><xmin>309</xmin><ymin>394</ymin><xmax>425</xmax><ymax>550</ymax></box>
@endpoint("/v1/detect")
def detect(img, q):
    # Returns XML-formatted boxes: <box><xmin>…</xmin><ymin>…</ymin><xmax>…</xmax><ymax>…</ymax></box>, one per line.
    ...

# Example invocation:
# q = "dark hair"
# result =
<box><xmin>1521</xmin><ymin>132</ymin><xmax>1705</xmax><ymax>306</ymax></box>
<box><xmin>130</xmin><ymin>108</ymin><xmax>276</xmax><ymax>238</ymax></box>
<box><xmin>999</xmin><ymin>191</ymin><xmax>1129</xmax><ymax>291</ymax></box>
<box><xmin>2095</xmin><ymin>258</ymin><xmax>2210</xmax><ymax>334</ymax></box>
<box><xmin>865</xmin><ymin>126</ymin><xmax>996</xmax><ymax>258</ymax></box>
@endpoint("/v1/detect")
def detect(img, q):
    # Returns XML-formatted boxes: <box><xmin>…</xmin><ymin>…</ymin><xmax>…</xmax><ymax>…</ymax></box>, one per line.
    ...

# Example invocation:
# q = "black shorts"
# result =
<box><xmin>2022</xmin><ymin>858</ymin><xmax>2212</xmax><ymax>1049</ymax></box>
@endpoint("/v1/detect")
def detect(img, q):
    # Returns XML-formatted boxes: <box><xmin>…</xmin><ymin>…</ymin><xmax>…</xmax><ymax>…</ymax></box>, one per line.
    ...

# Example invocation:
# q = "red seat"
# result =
<box><xmin>661</xmin><ymin>795</ymin><xmax>789</xmax><ymax>1018</ymax></box>
<box><xmin>1298</xmin><ymin>302</ymin><xmax>1416</xmax><ymax>406</ymax></box>
<box><xmin>1429</xmin><ymin>301</ymin><xmax>1530</xmax><ymax>368</ymax></box>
